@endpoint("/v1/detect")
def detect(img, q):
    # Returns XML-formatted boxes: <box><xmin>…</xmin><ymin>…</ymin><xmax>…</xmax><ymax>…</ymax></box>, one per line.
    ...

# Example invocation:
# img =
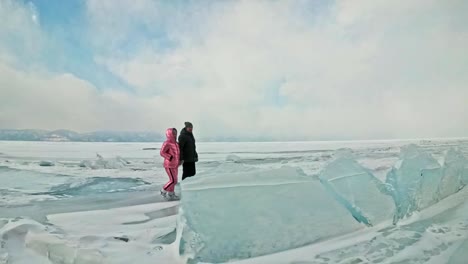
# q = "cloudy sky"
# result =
<box><xmin>1</xmin><ymin>0</ymin><xmax>467</xmax><ymax>140</ymax></box>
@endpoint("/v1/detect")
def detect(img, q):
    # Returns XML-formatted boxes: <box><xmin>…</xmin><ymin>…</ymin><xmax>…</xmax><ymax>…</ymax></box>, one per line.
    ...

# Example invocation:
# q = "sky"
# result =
<box><xmin>0</xmin><ymin>0</ymin><xmax>467</xmax><ymax>140</ymax></box>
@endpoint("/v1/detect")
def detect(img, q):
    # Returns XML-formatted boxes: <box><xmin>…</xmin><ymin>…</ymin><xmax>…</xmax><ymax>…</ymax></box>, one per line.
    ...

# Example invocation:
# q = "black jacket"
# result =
<box><xmin>178</xmin><ymin>128</ymin><xmax>198</xmax><ymax>162</ymax></box>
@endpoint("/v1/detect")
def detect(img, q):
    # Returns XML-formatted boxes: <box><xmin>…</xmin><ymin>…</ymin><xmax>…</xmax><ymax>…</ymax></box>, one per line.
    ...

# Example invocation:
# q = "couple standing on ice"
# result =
<box><xmin>159</xmin><ymin>122</ymin><xmax>198</xmax><ymax>200</ymax></box>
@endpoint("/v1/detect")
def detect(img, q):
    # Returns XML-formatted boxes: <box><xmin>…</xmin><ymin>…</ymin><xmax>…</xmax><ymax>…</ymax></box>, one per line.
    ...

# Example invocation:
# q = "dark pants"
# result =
<box><xmin>182</xmin><ymin>162</ymin><xmax>196</xmax><ymax>180</ymax></box>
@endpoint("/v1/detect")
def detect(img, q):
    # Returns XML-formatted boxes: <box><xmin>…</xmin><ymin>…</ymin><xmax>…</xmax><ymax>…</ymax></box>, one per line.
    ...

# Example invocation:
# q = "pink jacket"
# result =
<box><xmin>160</xmin><ymin>128</ymin><xmax>180</xmax><ymax>168</ymax></box>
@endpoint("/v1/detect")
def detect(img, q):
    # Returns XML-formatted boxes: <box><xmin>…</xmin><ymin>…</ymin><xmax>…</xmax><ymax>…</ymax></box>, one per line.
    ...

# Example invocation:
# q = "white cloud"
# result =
<box><xmin>0</xmin><ymin>0</ymin><xmax>186</xmax><ymax>133</ymax></box>
<box><xmin>0</xmin><ymin>62</ymin><xmax>191</xmax><ymax>132</ymax></box>
<box><xmin>1</xmin><ymin>0</ymin><xmax>467</xmax><ymax>139</ymax></box>
<box><xmin>86</xmin><ymin>0</ymin><xmax>468</xmax><ymax>139</ymax></box>
<box><xmin>0</xmin><ymin>0</ymin><xmax>44</xmax><ymax>66</ymax></box>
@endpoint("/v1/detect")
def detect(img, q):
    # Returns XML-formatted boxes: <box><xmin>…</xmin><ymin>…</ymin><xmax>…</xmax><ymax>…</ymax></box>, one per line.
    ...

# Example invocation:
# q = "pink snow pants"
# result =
<box><xmin>163</xmin><ymin>167</ymin><xmax>178</xmax><ymax>192</ymax></box>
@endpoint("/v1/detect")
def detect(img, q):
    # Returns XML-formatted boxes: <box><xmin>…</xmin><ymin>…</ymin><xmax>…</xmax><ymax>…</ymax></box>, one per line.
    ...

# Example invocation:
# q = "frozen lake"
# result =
<box><xmin>1</xmin><ymin>139</ymin><xmax>468</xmax><ymax>263</ymax></box>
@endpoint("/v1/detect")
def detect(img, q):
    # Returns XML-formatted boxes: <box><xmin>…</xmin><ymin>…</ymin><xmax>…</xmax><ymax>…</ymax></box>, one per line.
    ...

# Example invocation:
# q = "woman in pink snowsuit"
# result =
<box><xmin>160</xmin><ymin>128</ymin><xmax>180</xmax><ymax>200</ymax></box>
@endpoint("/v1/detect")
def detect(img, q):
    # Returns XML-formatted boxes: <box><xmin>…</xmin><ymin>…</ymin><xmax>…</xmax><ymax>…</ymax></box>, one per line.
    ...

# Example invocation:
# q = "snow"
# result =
<box><xmin>1</xmin><ymin>139</ymin><xmax>468</xmax><ymax>264</ymax></box>
<box><xmin>1</xmin><ymin>202</ymin><xmax>182</xmax><ymax>264</ymax></box>
<box><xmin>46</xmin><ymin>201</ymin><xmax>182</xmax><ymax>264</ymax></box>
<box><xmin>79</xmin><ymin>154</ymin><xmax>130</xmax><ymax>170</ymax></box>
<box><xmin>449</xmin><ymin>238</ymin><xmax>468</xmax><ymax>263</ymax></box>
<box><xmin>225</xmin><ymin>154</ymin><xmax>241</xmax><ymax>163</ymax></box>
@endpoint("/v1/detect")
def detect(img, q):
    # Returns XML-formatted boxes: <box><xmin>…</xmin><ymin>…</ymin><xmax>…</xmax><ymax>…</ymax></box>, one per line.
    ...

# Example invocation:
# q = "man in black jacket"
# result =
<box><xmin>179</xmin><ymin>122</ymin><xmax>198</xmax><ymax>180</ymax></box>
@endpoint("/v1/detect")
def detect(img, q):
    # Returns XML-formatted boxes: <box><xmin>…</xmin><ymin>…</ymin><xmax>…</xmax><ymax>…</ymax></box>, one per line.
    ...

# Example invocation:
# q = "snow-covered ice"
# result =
<box><xmin>225</xmin><ymin>154</ymin><xmax>241</xmax><ymax>163</ymax></box>
<box><xmin>1</xmin><ymin>139</ymin><xmax>468</xmax><ymax>263</ymax></box>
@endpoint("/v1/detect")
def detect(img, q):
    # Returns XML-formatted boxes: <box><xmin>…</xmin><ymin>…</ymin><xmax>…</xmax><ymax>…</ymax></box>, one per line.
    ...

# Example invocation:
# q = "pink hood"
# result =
<box><xmin>165</xmin><ymin>128</ymin><xmax>176</xmax><ymax>143</ymax></box>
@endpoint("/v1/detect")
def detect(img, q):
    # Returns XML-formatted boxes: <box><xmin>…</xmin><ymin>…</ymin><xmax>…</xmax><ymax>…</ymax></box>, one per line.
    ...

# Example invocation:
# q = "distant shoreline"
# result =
<box><xmin>1</xmin><ymin>137</ymin><xmax>467</xmax><ymax>144</ymax></box>
<box><xmin>1</xmin><ymin>129</ymin><xmax>467</xmax><ymax>143</ymax></box>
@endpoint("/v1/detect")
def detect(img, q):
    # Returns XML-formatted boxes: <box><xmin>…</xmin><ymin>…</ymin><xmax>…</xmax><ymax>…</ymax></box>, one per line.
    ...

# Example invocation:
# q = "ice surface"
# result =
<box><xmin>0</xmin><ymin>166</ymin><xmax>67</xmax><ymax>192</ymax></box>
<box><xmin>0</xmin><ymin>218</ymin><xmax>106</xmax><ymax>264</ymax></box>
<box><xmin>0</xmin><ymin>166</ymin><xmax>68</xmax><ymax>206</ymax></box>
<box><xmin>319</xmin><ymin>149</ymin><xmax>395</xmax><ymax>226</ymax></box>
<box><xmin>2</xmin><ymin>140</ymin><xmax>468</xmax><ymax>264</ymax></box>
<box><xmin>203</xmin><ymin>162</ymin><xmax>255</xmax><ymax>177</ymax></box>
<box><xmin>463</xmin><ymin>167</ymin><xmax>468</xmax><ymax>185</ymax></box>
<box><xmin>47</xmin><ymin>202</ymin><xmax>182</xmax><ymax>264</ymax></box>
<box><xmin>225</xmin><ymin>154</ymin><xmax>241</xmax><ymax>163</ymax></box>
<box><xmin>1</xmin><ymin>202</ymin><xmax>183</xmax><ymax>264</ymax></box>
<box><xmin>177</xmin><ymin>166</ymin><xmax>363</xmax><ymax>263</ymax></box>
<box><xmin>0</xmin><ymin>164</ymin><xmax>157</xmax><ymax>207</ymax></box>
<box><xmin>34</xmin><ymin>177</ymin><xmax>151</xmax><ymax>197</ymax></box>
<box><xmin>26</xmin><ymin>234</ymin><xmax>105</xmax><ymax>264</ymax></box>
<box><xmin>385</xmin><ymin>144</ymin><xmax>444</xmax><ymax>222</ymax></box>
<box><xmin>439</xmin><ymin>148</ymin><xmax>467</xmax><ymax>199</ymax></box>
<box><xmin>79</xmin><ymin>154</ymin><xmax>129</xmax><ymax>169</ymax></box>
<box><xmin>39</xmin><ymin>161</ymin><xmax>55</xmax><ymax>167</ymax></box>
<box><xmin>47</xmin><ymin>202</ymin><xmax>178</xmax><ymax>236</ymax></box>
<box><xmin>229</xmin><ymin>187</ymin><xmax>468</xmax><ymax>264</ymax></box>
<box><xmin>449</xmin><ymin>238</ymin><xmax>468</xmax><ymax>264</ymax></box>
